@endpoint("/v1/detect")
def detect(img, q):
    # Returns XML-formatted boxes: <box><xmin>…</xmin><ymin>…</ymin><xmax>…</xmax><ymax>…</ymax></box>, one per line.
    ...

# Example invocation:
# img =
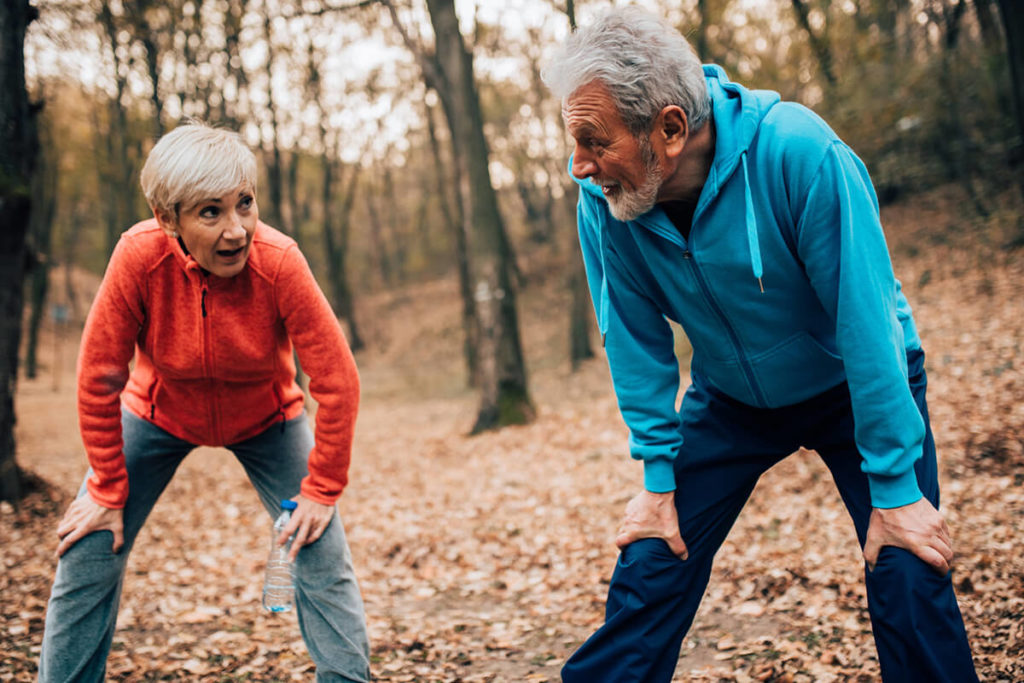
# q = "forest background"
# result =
<box><xmin>2</xmin><ymin>0</ymin><xmax>1023</xmax><ymax>681</ymax></box>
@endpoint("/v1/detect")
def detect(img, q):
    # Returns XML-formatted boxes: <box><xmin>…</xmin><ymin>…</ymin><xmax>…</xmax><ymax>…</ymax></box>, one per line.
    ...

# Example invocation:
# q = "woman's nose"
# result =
<box><xmin>223</xmin><ymin>214</ymin><xmax>247</xmax><ymax>240</ymax></box>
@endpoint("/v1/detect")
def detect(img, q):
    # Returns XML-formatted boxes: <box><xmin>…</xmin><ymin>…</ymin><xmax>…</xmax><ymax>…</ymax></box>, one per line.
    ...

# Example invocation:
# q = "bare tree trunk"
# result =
<box><xmin>63</xmin><ymin>202</ymin><xmax>85</xmax><ymax>323</ymax></box>
<box><xmin>422</xmin><ymin>0</ymin><xmax>533</xmax><ymax>431</ymax></box>
<box><xmin>286</xmin><ymin>151</ymin><xmax>303</xmax><ymax>249</ymax></box>
<box><xmin>260</xmin><ymin>10</ymin><xmax>288</xmax><ymax>235</ymax></box>
<box><xmin>791</xmin><ymin>0</ymin><xmax>838</xmax><ymax>88</ymax></box>
<box><xmin>0</xmin><ymin>0</ymin><xmax>38</xmax><ymax>502</ymax></box>
<box><xmin>933</xmin><ymin>0</ymin><xmax>989</xmax><ymax>216</ymax></box>
<box><xmin>995</xmin><ymin>0</ymin><xmax>1024</xmax><ymax>246</ymax></box>
<box><xmin>364</xmin><ymin>173</ymin><xmax>395</xmax><ymax>287</ymax></box>
<box><xmin>696</xmin><ymin>0</ymin><xmax>710</xmax><ymax>60</ymax></box>
<box><xmin>322</xmin><ymin>159</ymin><xmax>365</xmax><ymax>351</ymax></box>
<box><xmin>556</xmin><ymin>6</ymin><xmax>593</xmax><ymax>370</ymax></box>
<box><xmin>123</xmin><ymin>0</ymin><xmax>165</xmax><ymax>135</ymax></box>
<box><xmin>304</xmin><ymin>41</ymin><xmax>364</xmax><ymax>348</ymax></box>
<box><xmin>221</xmin><ymin>0</ymin><xmax>251</xmax><ymax>128</ymax></box>
<box><xmin>996</xmin><ymin>0</ymin><xmax>1024</xmax><ymax>152</ymax></box>
<box><xmin>98</xmin><ymin>3</ymin><xmax>136</xmax><ymax>258</ymax></box>
<box><xmin>25</xmin><ymin>114</ymin><xmax>58</xmax><ymax>380</ymax></box>
<box><xmin>568</xmin><ymin>229</ymin><xmax>593</xmax><ymax>370</ymax></box>
<box><xmin>425</xmin><ymin>97</ymin><xmax>479</xmax><ymax>385</ymax></box>
<box><xmin>380</xmin><ymin>164</ymin><xmax>407</xmax><ymax>283</ymax></box>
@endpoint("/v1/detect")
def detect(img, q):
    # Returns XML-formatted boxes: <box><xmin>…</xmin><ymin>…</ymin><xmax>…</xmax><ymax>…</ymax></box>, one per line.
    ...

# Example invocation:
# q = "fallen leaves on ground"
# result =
<box><xmin>3</xmin><ymin>187</ymin><xmax>1022</xmax><ymax>681</ymax></box>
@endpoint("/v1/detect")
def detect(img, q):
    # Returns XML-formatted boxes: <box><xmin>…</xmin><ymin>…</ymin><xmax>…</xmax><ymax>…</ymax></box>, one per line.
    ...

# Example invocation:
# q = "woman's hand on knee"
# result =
<box><xmin>56</xmin><ymin>495</ymin><xmax>125</xmax><ymax>557</ymax></box>
<box><xmin>280</xmin><ymin>495</ymin><xmax>335</xmax><ymax>562</ymax></box>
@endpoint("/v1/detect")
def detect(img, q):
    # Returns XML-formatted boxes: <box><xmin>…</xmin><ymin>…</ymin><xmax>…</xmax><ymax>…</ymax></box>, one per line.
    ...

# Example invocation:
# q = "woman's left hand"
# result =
<box><xmin>277</xmin><ymin>495</ymin><xmax>335</xmax><ymax>562</ymax></box>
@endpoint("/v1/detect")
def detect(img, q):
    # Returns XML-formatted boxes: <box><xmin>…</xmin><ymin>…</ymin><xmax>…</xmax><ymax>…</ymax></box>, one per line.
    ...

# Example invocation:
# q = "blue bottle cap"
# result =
<box><xmin>280</xmin><ymin>499</ymin><xmax>298</xmax><ymax>510</ymax></box>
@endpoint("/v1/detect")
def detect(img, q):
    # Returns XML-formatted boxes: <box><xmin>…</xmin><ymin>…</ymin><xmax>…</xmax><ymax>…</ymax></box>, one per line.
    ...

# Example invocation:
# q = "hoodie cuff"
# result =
<box><xmin>867</xmin><ymin>469</ymin><xmax>922</xmax><ymax>509</ymax></box>
<box><xmin>643</xmin><ymin>458</ymin><xmax>677</xmax><ymax>493</ymax></box>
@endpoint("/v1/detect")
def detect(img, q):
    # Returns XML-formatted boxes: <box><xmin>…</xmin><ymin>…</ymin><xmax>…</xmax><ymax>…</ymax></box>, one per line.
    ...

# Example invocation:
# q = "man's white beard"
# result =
<box><xmin>606</xmin><ymin>137</ymin><xmax>662</xmax><ymax>222</ymax></box>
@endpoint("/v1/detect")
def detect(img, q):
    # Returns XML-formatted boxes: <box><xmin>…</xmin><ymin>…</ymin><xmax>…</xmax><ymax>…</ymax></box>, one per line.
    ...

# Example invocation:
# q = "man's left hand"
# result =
<box><xmin>278</xmin><ymin>495</ymin><xmax>335</xmax><ymax>562</ymax></box>
<box><xmin>863</xmin><ymin>497</ymin><xmax>953</xmax><ymax>574</ymax></box>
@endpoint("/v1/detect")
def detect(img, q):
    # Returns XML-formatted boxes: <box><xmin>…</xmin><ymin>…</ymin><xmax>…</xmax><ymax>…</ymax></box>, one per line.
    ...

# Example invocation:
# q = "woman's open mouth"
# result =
<box><xmin>217</xmin><ymin>247</ymin><xmax>245</xmax><ymax>261</ymax></box>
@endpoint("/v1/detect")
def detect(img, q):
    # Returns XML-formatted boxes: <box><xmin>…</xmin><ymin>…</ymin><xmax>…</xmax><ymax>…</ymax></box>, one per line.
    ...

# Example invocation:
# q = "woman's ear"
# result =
<box><xmin>658</xmin><ymin>105</ymin><xmax>689</xmax><ymax>159</ymax></box>
<box><xmin>153</xmin><ymin>208</ymin><xmax>178</xmax><ymax>238</ymax></box>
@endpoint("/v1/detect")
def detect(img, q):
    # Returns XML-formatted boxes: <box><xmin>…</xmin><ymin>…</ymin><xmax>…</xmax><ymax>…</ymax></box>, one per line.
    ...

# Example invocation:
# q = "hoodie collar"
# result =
<box><xmin>701</xmin><ymin>65</ymin><xmax>778</xmax><ymax>292</ymax></box>
<box><xmin>570</xmin><ymin>66</ymin><xmax>777</xmax><ymax>293</ymax></box>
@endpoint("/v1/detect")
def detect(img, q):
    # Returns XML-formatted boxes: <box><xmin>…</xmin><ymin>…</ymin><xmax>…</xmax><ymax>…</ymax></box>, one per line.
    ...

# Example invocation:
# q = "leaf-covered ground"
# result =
<box><xmin>3</xmin><ymin>188</ymin><xmax>1022</xmax><ymax>681</ymax></box>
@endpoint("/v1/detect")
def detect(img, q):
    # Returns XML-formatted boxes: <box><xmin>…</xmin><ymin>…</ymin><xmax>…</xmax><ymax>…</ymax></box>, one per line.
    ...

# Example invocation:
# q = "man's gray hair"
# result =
<box><xmin>542</xmin><ymin>6</ymin><xmax>710</xmax><ymax>136</ymax></box>
<box><xmin>140</xmin><ymin>121</ymin><xmax>257</xmax><ymax>218</ymax></box>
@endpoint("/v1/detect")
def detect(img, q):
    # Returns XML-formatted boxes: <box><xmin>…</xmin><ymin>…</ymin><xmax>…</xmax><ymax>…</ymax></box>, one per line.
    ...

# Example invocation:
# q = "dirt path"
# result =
<box><xmin>4</xmin><ymin>190</ymin><xmax>1023</xmax><ymax>681</ymax></box>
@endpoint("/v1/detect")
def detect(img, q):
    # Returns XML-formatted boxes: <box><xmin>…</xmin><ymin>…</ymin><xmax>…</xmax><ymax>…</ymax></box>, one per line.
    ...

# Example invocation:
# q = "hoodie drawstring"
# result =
<box><xmin>741</xmin><ymin>152</ymin><xmax>765</xmax><ymax>293</ymax></box>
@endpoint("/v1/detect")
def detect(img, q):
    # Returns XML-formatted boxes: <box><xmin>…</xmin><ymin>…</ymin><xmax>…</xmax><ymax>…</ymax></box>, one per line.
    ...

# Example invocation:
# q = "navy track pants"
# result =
<box><xmin>562</xmin><ymin>349</ymin><xmax>978</xmax><ymax>682</ymax></box>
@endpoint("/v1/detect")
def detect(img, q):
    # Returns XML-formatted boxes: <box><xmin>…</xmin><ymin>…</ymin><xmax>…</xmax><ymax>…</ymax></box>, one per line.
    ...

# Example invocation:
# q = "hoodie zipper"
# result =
<box><xmin>680</xmin><ymin>244</ymin><xmax>769</xmax><ymax>407</ymax></box>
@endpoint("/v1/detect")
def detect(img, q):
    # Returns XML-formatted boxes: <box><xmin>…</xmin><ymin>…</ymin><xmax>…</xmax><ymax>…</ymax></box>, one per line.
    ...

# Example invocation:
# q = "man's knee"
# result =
<box><xmin>610</xmin><ymin>538</ymin><xmax>698</xmax><ymax>605</ymax></box>
<box><xmin>866</xmin><ymin>546</ymin><xmax>958</xmax><ymax>616</ymax></box>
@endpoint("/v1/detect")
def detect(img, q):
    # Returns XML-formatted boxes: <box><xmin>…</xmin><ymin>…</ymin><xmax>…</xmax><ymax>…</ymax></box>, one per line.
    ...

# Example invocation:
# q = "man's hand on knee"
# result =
<box><xmin>615</xmin><ymin>490</ymin><xmax>689</xmax><ymax>560</ymax></box>
<box><xmin>864</xmin><ymin>497</ymin><xmax>953</xmax><ymax>574</ymax></box>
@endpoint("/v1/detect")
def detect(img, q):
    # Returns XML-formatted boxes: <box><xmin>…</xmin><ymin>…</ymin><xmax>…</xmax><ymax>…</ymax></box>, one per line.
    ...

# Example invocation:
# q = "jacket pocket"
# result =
<box><xmin>753</xmin><ymin>332</ymin><xmax>845</xmax><ymax>407</ymax></box>
<box><xmin>694</xmin><ymin>332</ymin><xmax>845</xmax><ymax>408</ymax></box>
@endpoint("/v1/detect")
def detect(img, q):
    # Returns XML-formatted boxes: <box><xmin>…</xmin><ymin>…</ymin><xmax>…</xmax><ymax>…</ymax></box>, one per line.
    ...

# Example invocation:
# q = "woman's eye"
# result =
<box><xmin>199</xmin><ymin>206</ymin><xmax>220</xmax><ymax>219</ymax></box>
<box><xmin>239</xmin><ymin>196</ymin><xmax>253</xmax><ymax>210</ymax></box>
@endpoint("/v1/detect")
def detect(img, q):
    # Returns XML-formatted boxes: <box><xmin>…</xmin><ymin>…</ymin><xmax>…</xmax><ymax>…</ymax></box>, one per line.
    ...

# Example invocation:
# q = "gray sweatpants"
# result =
<box><xmin>38</xmin><ymin>408</ymin><xmax>370</xmax><ymax>682</ymax></box>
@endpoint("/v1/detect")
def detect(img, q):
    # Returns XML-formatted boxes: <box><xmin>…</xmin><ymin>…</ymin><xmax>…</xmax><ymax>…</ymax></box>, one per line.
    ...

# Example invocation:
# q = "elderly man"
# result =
<box><xmin>543</xmin><ymin>7</ymin><xmax>977</xmax><ymax>683</ymax></box>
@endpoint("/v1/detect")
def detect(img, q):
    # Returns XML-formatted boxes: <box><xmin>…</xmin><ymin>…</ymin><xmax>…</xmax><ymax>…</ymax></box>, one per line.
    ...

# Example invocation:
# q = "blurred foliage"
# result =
<box><xmin>22</xmin><ymin>0</ymin><xmax>1023</xmax><ymax>298</ymax></box>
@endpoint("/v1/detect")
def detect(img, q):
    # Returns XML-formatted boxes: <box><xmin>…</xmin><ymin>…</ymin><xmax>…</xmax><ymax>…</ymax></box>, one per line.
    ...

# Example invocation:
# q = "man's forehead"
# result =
<box><xmin>563</xmin><ymin>81</ymin><xmax>620</xmax><ymax>127</ymax></box>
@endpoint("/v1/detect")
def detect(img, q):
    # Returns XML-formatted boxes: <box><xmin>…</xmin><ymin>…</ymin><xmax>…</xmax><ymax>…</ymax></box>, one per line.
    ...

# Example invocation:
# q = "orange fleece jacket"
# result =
<box><xmin>78</xmin><ymin>219</ymin><xmax>359</xmax><ymax>509</ymax></box>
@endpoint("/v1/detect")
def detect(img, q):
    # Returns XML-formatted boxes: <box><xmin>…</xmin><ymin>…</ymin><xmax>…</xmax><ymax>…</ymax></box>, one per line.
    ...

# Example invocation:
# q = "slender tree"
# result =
<box><xmin>98</xmin><ymin>2</ymin><xmax>137</xmax><ymax>258</ymax></box>
<box><xmin>25</xmin><ymin>111</ymin><xmax>59</xmax><ymax>380</ymax></box>
<box><xmin>308</xmin><ymin>41</ymin><xmax>365</xmax><ymax>349</ymax></box>
<box><xmin>552</xmin><ymin>0</ymin><xmax>594</xmax><ymax>369</ymax></box>
<box><xmin>791</xmin><ymin>0</ymin><xmax>837</xmax><ymax>88</ymax></box>
<box><xmin>995</xmin><ymin>0</ymin><xmax>1024</xmax><ymax>246</ymax></box>
<box><xmin>425</xmin><ymin>95</ymin><xmax>479</xmax><ymax>385</ymax></box>
<box><xmin>385</xmin><ymin>0</ymin><xmax>534</xmax><ymax>430</ymax></box>
<box><xmin>0</xmin><ymin>0</ymin><xmax>39</xmax><ymax>502</ymax></box>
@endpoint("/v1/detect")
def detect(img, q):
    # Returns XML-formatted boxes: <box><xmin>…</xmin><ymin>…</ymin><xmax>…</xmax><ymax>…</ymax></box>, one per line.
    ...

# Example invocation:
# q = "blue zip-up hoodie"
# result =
<box><xmin>575</xmin><ymin>65</ymin><xmax>925</xmax><ymax>509</ymax></box>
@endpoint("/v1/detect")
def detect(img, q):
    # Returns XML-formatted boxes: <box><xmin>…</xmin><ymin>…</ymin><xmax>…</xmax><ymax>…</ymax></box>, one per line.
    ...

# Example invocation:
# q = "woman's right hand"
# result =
<box><xmin>56</xmin><ymin>495</ymin><xmax>125</xmax><ymax>557</ymax></box>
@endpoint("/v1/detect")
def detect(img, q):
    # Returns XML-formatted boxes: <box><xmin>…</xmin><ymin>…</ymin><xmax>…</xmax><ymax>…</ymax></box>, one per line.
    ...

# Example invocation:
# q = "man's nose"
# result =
<box><xmin>571</xmin><ymin>146</ymin><xmax>598</xmax><ymax>179</ymax></box>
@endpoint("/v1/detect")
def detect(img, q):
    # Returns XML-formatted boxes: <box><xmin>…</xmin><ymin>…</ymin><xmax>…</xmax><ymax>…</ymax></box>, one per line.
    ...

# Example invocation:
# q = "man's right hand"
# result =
<box><xmin>56</xmin><ymin>495</ymin><xmax>124</xmax><ymax>557</ymax></box>
<box><xmin>615</xmin><ymin>490</ymin><xmax>689</xmax><ymax>560</ymax></box>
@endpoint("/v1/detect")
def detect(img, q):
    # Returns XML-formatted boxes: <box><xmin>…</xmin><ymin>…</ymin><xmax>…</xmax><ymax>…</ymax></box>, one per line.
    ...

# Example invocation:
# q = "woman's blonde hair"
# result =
<box><xmin>140</xmin><ymin>121</ymin><xmax>258</xmax><ymax>218</ymax></box>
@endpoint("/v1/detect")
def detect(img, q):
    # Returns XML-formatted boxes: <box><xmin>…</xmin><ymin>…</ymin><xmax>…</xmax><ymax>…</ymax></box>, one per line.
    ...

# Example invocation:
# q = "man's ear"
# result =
<box><xmin>658</xmin><ymin>105</ymin><xmax>689</xmax><ymax>159</ymax></box>
<box><xmin>153</xmin><ymin>208</ymin><xmax>178</xmax><ymax>238</ymax></box>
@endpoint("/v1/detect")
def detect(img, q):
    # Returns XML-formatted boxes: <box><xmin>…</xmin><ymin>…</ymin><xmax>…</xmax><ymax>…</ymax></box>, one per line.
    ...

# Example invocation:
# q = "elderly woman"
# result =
<box><xmin>38</xmin><ymin>122</ymin><xmax>370</xmax><ymax>682</ymax></box>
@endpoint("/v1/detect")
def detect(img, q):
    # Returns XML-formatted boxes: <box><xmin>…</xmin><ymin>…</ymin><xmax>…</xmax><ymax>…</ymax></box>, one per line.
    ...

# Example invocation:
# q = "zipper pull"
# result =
<box><xmin>682</xmin><ymin>250</ymin><xmax>692</xmax><ymax>259</ymax></box>
<box><xmin>201</xmin><ymin>287</ymin><xmax>208</xmax><ymax>317</ymax></box>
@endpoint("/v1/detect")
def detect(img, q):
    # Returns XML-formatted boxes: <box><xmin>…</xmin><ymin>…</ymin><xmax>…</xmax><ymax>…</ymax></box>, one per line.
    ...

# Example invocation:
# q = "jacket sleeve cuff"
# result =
<box><xmin>643</xmin><ymin>458</ymin><xmax>677</xmax><ymax>493</ymax></box>
<box><xmin>299</xmin><ymin>477</ymin><xmax>343</xmax><ymax>506</ymax></box>
<box><xmin>867</xmin><ymin>469</ymin><xmax>922</xmax><ymax>509</ymax></box>
<box><xmin>85</xmin><ymin>481</ymin><xmax>126</xmax><ymax>509</ymax></box>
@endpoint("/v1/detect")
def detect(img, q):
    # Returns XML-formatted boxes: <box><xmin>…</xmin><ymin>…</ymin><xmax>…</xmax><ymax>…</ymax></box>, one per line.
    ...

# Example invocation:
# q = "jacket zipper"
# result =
<box><xmin>199</xmin><ymin>278</ymin><xmax>224</xmax><ymax>443</ymax></box>
<box><xmin>681</xmin><ymin>247</ymin><xmax>768</xmax><ymax>406</ymax></box>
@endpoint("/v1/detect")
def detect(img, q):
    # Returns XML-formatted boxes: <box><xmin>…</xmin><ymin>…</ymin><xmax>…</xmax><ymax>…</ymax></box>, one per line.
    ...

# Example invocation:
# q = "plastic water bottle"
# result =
<box><xmin>262</xmin><ymin>499</ymin><xmax>297</xmax><ymax>613</ymax></box>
